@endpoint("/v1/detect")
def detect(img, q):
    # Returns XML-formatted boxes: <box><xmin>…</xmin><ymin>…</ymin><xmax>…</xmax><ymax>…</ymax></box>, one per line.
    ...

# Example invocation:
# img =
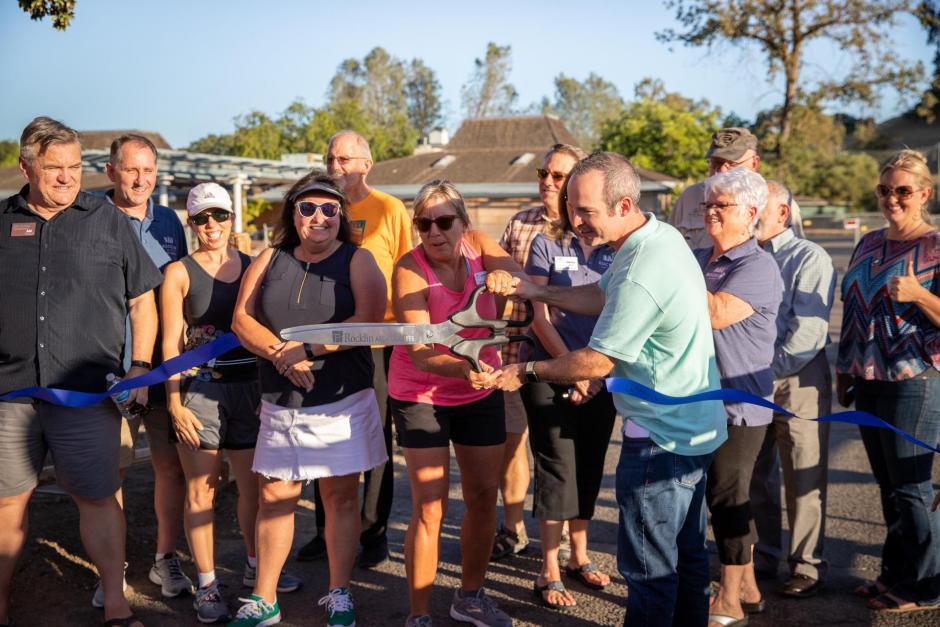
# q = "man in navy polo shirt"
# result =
<box><xmin>101</xmin><ymin>135</ymin><xmax>194</xmax><ymax>603</ymax></box>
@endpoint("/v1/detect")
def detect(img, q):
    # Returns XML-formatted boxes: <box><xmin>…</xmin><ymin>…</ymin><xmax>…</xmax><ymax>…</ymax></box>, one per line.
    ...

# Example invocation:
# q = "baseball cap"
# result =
<box><xmin>705</xmin><ymin>128</ymin><xmax>758</xmax><ymax>161</ymax></box>
<box><xmin>186</xmin><ymin>182</ymin><xmax>233</xmax><ymax>216</ymax></box>
<box><xmin>287</xmin><ymin>180</ymin><xmax>346</xmax><ymax>205</ymax></box>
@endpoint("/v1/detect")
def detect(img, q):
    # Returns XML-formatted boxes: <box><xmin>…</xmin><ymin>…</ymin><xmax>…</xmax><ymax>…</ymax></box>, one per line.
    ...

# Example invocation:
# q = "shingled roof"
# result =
<box><xmin>78</xmin><ymin>130</ymin><xmax>172</xmax><ymax>151</ymax></box>
<box><xmin>369</xmin><ymin>115</ymin><xmax>678</xmax><ymax>187</ymax></box>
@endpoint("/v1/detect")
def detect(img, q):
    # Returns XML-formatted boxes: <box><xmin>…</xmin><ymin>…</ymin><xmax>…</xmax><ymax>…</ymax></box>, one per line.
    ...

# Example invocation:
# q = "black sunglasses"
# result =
<box><xmin>414</xmin><ymin>215</ymin><xmax>459</xmax><ymax>232</ymax></box>
<box><xmin>191</xmin><ymin>209</ymin><xmax>232</xmax><ymax>226</ymax></box>
<box><xmin>296</xmin><ymin>201</ymin><xmax>341</xmax><ymax>218</ymax></box>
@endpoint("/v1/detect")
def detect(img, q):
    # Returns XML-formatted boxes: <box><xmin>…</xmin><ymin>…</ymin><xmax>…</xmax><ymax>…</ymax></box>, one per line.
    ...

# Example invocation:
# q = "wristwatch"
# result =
<box><xmin>524</xmin><ymin>361</ymin><xmax>540</xmax><ymax>383</ymax></box>
<box><xmin>130</xmin><ymin>360</ymin><xmax>152</xmax><ymax>369</ymax></box>
<box><xmin>303</xmin><ymin>343</ymin><xmax>316</xmax><ymax>361</ymax></box>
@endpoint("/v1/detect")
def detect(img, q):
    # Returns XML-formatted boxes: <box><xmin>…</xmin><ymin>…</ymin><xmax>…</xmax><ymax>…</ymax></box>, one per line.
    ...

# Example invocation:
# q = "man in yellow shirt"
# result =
<box><xmin>296</xmin><ymin>130</ymin><xmax>412</xmax><ymax>569</ymax></box>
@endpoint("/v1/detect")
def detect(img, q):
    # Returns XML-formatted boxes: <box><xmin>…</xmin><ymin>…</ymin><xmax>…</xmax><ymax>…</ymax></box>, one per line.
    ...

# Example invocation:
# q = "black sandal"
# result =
<box><xmin>102</xmin><ymin>615</ymin><xmax>143</xmax><ymax>627</ymax></box>
<box><xmin>533</xmin><ymin>579</ymin><xmax>574</xmax><ymax>611</ymax></box>
<box><xmin>564</xmin><ymin>562</ymin><xmax>607</xmax><ymax>590</ymax></box>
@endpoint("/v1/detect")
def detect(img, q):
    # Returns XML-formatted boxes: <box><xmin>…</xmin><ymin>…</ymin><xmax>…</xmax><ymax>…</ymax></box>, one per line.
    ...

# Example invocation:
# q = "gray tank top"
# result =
<box><xmin>257</xmin><ymin>242</ymin><xmax>373</xmax><ymax>408</ymax></box>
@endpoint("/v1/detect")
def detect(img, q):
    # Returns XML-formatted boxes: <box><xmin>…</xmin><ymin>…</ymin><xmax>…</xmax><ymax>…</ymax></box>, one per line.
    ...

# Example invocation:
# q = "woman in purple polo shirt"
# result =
<box><xmin>693</xmin><ymin>168</ymin><xmax>783</xmax><ymax>627</ymax></box>
<box><xmin>521</xmin><ymin>183</ymin><xmax>616</xmax><ymax>611</ymax></box>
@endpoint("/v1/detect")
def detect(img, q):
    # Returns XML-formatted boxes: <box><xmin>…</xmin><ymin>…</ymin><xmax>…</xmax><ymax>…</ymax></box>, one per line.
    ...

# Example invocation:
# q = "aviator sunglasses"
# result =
<box><xmin>191</xmin><ymin>209</ymin><xmax>232</xmax><ymax>226</ymax></box>
<box><xmin>536</xmin><ymin>168</ymin><xmax>568</xmax><ymax>183</ymax></box>
<box><xmin>414</xmin><ymin>215</ymin><xmax>459</xmax><ymax>232</ymax></box>
<box><xmin>295</xmin><ymin>201</ymin><xmax>341</xmax><ymax>218</ymax></box>
<box><xmin>875</xmin><ymin>184</ymin><xmax>922</xmax><ymax>200</ymax></box>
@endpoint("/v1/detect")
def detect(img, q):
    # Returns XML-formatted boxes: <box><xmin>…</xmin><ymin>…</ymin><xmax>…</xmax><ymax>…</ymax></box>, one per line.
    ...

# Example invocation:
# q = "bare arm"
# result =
<box><xmin>528</xmin><ymin>275</ymin><xmax>569</xmax><ymax>358</ymax></box>
<box><xmin>125</xmin><ymin>288</ymin><xmax>157</xmax><ymax>404</ymax></box>
<box><xmin>706</xmin><ymin>291</ymin><xmax>754</xmax><ymax>330</ymax></box>
<box><xmin>470</xmin><ymin>229</ymin><xmax>523</xmax><ymax>317</ymax></box>
<box><xmin>485</xmin><ymin>269</ymin><xmax>606</xmax><ymax>316</ymax></box>
<box><xmin>496</xmin><ymin>346</ymin><xmax>615</xmax><ymax>393</ymax></box>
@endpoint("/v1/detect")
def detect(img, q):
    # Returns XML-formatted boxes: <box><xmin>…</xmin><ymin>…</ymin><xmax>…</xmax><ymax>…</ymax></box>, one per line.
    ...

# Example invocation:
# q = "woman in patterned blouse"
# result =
<box><xmin>836</xmin><ymin>149</ymin><xmax>940</xmax><ymax>612</ymax></box>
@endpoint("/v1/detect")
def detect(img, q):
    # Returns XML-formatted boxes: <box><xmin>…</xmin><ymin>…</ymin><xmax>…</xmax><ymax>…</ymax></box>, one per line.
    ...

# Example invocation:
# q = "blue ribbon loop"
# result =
<box><xmin>0</xmin><ymin>332</ymin><xmax>241</xmax><ymax>406</ymax></box>
<box><xmin>2</xmin><ymin>335</ymin><xmax>937</xmax><ymax>455</ymax></box>
<box><xmin>605</xmin><ymin>377</ymin><xmax>940</xmax><ymax>454</ymax></box>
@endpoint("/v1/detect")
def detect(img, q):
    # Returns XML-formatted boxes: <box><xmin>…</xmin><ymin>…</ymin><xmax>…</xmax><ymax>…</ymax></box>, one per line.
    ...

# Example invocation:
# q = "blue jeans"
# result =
<box><xmin>856</xmin><ymin>372</ymin><xmax>940</xmax><ymax>605</ymax></box>
<box><xmin>616</xmin><ymin>438</ymin><xmax>714</xmax><ymax>627</ymax></box>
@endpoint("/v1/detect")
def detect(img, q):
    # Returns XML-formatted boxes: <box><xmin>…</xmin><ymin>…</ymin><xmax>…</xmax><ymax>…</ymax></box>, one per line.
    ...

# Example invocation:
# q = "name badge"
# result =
<box><xmin>11</xmin><ymin>222</ymin><xmax>36</xmax><ymax>237</ymax></box>
<box><xmin>474</xmin><ymin>271</ymin><xmax>487</xmax><ymax>286</ymax></box>
<box><xmin>554</xmin><ymin>256</ymin><xmax>579</xmax><ymax>272</ymax></box>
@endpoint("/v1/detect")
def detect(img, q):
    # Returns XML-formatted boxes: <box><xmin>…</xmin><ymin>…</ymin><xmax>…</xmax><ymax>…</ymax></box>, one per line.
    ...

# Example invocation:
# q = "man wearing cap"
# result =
<box><xmin>102</xmin><ymin>134</ymin><xmax>194</xmax><ymax>604</ymax></box>
<box><xmin>669</xmin><ymin>128</ymin><xmax>804</xmax><ymax>249</ymax></box>
<box><xmin>296</xmin><ymin>130</ymin><xmax>412</xmax><ymax>568</ymax></box>
<box><xmin>0</xmin><ymin>117</ymin><xmax>161</xmax><ymax>627</ymax></box>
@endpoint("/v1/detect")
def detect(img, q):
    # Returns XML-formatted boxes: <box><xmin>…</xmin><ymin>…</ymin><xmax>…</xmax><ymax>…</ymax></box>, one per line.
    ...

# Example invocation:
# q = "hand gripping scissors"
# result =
<box><xmin>280</xmin><ymin>285</ymin><xmax>533</xmax><ymax>372</ymax></box>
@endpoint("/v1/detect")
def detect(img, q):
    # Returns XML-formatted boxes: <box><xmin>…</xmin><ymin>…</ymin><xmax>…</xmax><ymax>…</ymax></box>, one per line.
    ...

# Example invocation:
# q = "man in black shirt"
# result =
<box><xmin>0</xmin><ymin>117</ymin><xmax>161</xmax><ymax>627</ymax></box>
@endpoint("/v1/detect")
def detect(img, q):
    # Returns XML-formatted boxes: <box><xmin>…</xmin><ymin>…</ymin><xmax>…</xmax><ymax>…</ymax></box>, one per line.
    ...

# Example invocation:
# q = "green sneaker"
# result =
<box><xmin>318</xmin><ymin>586</ymin><xmax>356</xmax><ymax>626</ymax></box>
<box><xmin>230</xmin><ymin>594</ymin><xmax>281</xmax><ymax>626</ymax></box>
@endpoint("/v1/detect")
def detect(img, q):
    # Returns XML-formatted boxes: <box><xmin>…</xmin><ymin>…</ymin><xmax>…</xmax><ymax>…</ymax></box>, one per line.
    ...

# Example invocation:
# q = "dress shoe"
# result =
<box><xmin>357</xmin><ymin>537</ymin><xmax>389</xmax><ymax>569</ymax></box>
<box><xmin>296</xmin><ymin>534</ymin><xmax>328</xmax><ymax>562</ymax></box>
<box><xmin>781</xmin><ymin>574</ymin><xmax>821</xmax><ymax>598</ymax></box>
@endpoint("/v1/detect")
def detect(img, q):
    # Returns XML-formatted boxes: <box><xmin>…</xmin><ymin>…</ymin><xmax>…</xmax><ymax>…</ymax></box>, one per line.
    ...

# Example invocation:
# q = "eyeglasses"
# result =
<box><xmin>875</xmin><ymin>184</ymin><xmax>922</xmax><ymax>200</ymax></box>
<box><xmin>295</xmin><ymin>201</ymin><xmax>341</xmax><ymax>218</ymax></box>
<box><xmin>708</xmin><ymin>156</ymin><xmax>752</xmax><ymax>171</ymax></box>
<box><xmin>326</xmin><ymin>155</ymin><xmax>367</xmax><ymax>166</ymax></box>
<box><xmin>699</xmin><ymin>202</ymin><xmax>740</xmax><ymax>212</ymax></box>
<box><xmin>190</xmin><ymin>209</ymin><xmax>232</xmax><ymax>226</ymax></box>
<box><xmin>536</xmin><ymin>168</ymin><xmax>569</xmax><ymax>183</ymax></box>
<box><xmin>414</xmin><ymin>215</ymin><xmax>459</xmax><ymax>232</ymax></box>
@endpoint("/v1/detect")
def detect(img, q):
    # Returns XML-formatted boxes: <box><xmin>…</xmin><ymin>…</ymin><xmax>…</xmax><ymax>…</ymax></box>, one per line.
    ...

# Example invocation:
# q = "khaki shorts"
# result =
<box><xmin>503</xmin><ymin>389</ymin><xmax>529</xmax><ymax>434</ymax></box>
<box><xmin>119</xmin><ymin>403</ymin><xmax>176</xmax><ymax>469</ymax></box>
<box><xmin>0</xmin><ymin>400</ymin><xmax>121</xmax><ymax>499</ymax></box>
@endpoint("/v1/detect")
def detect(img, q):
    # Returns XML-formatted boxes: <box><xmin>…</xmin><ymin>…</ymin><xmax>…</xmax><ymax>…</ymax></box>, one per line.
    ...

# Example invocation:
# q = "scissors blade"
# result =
<box><xmin>280</xmin><ymin>322</ymin><xmax>454</xmax><ymax>346</ymax></box>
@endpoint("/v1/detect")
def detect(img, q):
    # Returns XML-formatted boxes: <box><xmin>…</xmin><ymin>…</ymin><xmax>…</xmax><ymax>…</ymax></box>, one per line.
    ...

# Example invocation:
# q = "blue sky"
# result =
<box><xmin>0</xmin><ymin>0</ymin><xmax>933</xmax><ymax>148</ymax></box>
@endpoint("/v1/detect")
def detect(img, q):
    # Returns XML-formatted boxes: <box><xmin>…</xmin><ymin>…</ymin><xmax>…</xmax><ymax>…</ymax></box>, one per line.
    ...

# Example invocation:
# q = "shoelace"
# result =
<box><xmin>236</xmin><ymin>597</ymin><xmax>272</xmax><ymax>618</ymax></box>
<box><xmin>198</xmin><ymin>585</ymin><xmax>222</xmax><ymax>604</ymax></box>
<box><xmin>165</xmin><ymin>556</ymin><xmax>184</xmax><ymax>579</ymax></box>
<box><xmin>318</xmin><ymin>588</ymin><xmax>353</xmax><ymax>613</ymax></box>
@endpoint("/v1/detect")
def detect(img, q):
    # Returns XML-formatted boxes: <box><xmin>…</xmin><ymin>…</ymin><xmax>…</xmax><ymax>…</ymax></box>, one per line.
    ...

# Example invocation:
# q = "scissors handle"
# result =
<box><xmin>447</xmin><ymin>286</ymin><xmax>535</xmax><ymax>372</ymax></box>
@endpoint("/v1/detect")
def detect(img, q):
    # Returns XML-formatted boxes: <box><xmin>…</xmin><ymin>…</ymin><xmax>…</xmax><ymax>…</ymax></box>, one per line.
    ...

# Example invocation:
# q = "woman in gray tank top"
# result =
<box><xmin>232</xmin><ymin>174</ymin><xmax>387</xmax><ymax>626</ymax></box>
<box><xmin>161</xmin><ymin>183</ymin><xmax>273</xmax><ymax>623</ymax></box>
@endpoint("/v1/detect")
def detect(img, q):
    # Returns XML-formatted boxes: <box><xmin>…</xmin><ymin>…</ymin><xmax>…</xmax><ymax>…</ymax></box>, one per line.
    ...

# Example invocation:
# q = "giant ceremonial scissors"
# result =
<box><xmin>280</xmin><ymin>285</ymin><xmax>533</xmax><ymax>372</ymax></box>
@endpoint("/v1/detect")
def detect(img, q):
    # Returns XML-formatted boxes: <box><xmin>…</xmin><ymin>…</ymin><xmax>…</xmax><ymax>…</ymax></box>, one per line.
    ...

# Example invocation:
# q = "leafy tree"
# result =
<box><xmin>915</xmin><ymin>1</ymin><xmax>940</xmax><ymax>121</ymax></box>
<box><xmin>0</xmin><ymin>141</ymin><xmax>19</xmax><ymax>167</ymax></box>
<box><xmin>18</xmin><ymin>0</ymin><xmax>75</xmax><ymax>30</ymax></box>
<box><xmin>657</xmin><ymin>1</ymin><xmax>925</xmax><ymax>157</ymax></box>
<box><xmin>542</xmin><ymin>73</ymin><xmax>624</xmax><ymax>149</ymax></box>
<box><xmin>599</xmin><ymin>79</ymin><xmax>722</xmax><ymax>180</ymax></box>
<box><xmin>461</xmin><ymin>42</ymin><xmax>518</xmax><ymax>118</ymax></box>
<box><xmin>405</xmin><ymin>59</ymin><xmax>444</xmax><ymax>138</ymax></box>
<box><xmin>756</xmin><ymin>104</ymin><xmax>879</xmax><ymax>210</ymax></box>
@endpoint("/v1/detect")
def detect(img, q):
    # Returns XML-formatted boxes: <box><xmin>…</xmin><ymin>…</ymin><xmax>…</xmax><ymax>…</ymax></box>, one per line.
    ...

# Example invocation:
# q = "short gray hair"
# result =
<box><xmin>20</xmin><ymin>116</ymin><xmax>80</xmax><ymax>164</ymax></box>
<box><xmin>704</xmin><ymin>168</ymin><xmax>769</xmax><ymax>232</ymax></box>
<box><xmin>765</xmin><ymin>180</ymin><xmax>792</xmax><ymax>227</ymax></box>
<box><xmin>328</xmin><ymin>130</ymin><xmax>373</xmax><ymax>161</ymax></box>
<box><xmin>568</xmin><ymin>151</ymin><xmax>641</xmax><ymax>214</ymax></box>
<box><xmin>545</xmin><ymin>143</ymin><xmax>587</xmax><ymax>164</ymax></box>
<box><xmin>110</xmin><ymin>134</ymin><xmax>158</xmax><ymax>167</ymax></box>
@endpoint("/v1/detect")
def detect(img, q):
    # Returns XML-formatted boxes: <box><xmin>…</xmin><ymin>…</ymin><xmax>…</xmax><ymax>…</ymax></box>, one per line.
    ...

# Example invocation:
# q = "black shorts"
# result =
<box><xmin>391</xmin><ymin>391</ymin><xmax>506</xmax><ymax>448</ymax></box>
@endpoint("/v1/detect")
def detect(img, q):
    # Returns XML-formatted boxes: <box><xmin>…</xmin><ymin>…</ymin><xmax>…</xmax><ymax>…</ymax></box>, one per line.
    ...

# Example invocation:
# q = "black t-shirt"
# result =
<box><xmin>0</xmin><ymin>187</ymin><xmax>163</xmax><ymax>395</ymax></box>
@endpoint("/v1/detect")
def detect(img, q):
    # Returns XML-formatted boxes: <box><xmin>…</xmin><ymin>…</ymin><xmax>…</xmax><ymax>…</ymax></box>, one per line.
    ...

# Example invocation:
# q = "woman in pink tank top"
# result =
<box><xmin>389</xmin><ymin>180</ymin><xmax>523</xmax><ymax>625</ymax></box>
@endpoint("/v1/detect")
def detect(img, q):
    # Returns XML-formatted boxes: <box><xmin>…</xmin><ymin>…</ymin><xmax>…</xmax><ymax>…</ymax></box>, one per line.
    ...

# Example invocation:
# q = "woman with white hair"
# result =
<box><xmin>693</xmin><ymin>168</ymin><xmax>783</xmax><ymax>627</ymax></box>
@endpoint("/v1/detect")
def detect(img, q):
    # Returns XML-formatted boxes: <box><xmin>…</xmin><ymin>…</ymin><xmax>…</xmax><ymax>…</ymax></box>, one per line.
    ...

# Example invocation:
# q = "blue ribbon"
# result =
<box><xmin>0</xmin><ymin>333</ymin><xmax>241</xmax><ymax>406</ymax></box>
<box><xmin>606</xmin><ymin>377</ymin><xmax>940</xmax><ymax>454</ymax></box>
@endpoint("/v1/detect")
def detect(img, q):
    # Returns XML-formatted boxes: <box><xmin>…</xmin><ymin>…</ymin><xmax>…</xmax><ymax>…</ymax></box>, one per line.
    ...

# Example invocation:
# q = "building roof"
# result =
<box><xmin>78</xmin><ymin>130</ymin><xmax>172</xmax><ymax>151</ymax></box>
<box><xmin>369</xmin><ymin>115</ymin><xmax>678</xmax><ymax>191</ymax></box>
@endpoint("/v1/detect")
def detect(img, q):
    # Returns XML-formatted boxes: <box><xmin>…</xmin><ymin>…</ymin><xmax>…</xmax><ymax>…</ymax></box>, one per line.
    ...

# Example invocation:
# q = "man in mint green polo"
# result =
<box><xmin>485</xmin><ymin>151</ymin><xmax>726</xmax><ymax>627</ymax></box>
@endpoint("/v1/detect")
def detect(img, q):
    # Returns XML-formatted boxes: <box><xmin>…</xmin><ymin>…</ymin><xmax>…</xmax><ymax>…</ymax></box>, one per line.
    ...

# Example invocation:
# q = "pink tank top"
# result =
<box><xmin>389</xmin><ymin>238</ymin><xmax>500</xmax><ymax>406</ymax></box>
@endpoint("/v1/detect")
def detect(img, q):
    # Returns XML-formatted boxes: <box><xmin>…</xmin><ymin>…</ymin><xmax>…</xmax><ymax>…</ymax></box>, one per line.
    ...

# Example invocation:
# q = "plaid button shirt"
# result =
<box><xmin>498</xmin><ymin>205</ymin><xmax>556</xmax><ymax>364</ymax></box>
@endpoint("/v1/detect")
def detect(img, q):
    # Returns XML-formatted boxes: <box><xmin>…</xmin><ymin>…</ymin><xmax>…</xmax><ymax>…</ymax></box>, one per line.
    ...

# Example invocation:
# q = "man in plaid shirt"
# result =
<box><xmin>491</xmin><ymin>143</ymin><xmax>586</xmax><ymax>560</ymax></box>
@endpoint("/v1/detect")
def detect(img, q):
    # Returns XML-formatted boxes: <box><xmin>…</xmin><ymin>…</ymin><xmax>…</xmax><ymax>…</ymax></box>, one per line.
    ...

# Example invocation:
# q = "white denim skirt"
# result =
<box><xmin>252</xmin><ymin>388</ymin><xmax>388</xmax><ymax>481</ymax></box>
